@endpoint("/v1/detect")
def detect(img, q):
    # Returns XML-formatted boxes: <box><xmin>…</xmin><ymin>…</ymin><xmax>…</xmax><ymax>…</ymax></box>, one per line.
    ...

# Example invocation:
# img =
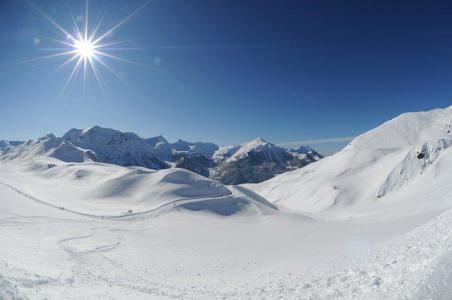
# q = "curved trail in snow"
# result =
<box><xmin>0</xmin><ymin>176</ymin><xmax>267</xmax><ymax>220</ymax></box>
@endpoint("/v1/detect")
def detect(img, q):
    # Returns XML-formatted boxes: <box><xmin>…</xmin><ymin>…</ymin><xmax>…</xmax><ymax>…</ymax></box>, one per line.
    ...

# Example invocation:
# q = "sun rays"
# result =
<box><xmin>29</xmin><ymin>0</ymin><xmax>150</xmax><ymax>96</ymax></box>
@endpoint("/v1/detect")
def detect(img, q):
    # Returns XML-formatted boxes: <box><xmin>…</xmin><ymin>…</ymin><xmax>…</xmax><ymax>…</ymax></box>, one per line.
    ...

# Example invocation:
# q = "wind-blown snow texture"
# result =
<box><xmin>1</xmin><ymin>106</ymin><xmax>452</xmax><ymax>299</ymax></box>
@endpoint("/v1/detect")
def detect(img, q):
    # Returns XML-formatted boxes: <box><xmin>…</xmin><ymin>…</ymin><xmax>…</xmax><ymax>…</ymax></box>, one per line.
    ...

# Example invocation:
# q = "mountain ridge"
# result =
<box><xmin>1</xmin><ymin>126</ymin><xmax>322</xmax><ymax>185</ymax></box>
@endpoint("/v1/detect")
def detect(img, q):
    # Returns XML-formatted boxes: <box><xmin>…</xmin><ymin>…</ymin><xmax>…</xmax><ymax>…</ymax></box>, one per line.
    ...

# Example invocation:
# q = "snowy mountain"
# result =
<box><xmin>212</xmin><ymin>144</ymin><xmax>241</xmax><ymax>163</ymax></box>
<box><xmin>143</xmin><ymin>135</ymin><xmax>322</xmax><ymax>184</ymax></box>
<box><xmin>151</xmin><ymin>138</ymin><xmax>219</xmax><ymax>161</ymax></box>
<box><xmin>0</xmin><ymin>134</ymin><xmax>96</xmax><ymax>163</ymax></box>
<box><xmin>166</xmin><ymin>139</ymin><xmax>219</xmax><ymax>158</ymax></box>
<box><xmin>144</xmin><ymin>136</ymin><xmax>220</xmax><ymax>163</ymax></box>
<box><xmin>1</xmin><ymin>128</ymin><xmax>321</xmax><ymax>184</ymax></box>
<box><xmin>290</xmin><ymin>145</ymin><xmax>323</xmax><ymax>160</ymax></box>
<box><xmin>249</xmin><ymin>106</ymin><xmax>452</xmax><ymax>213</ymax></box>
<box><xmin>63</xmin><ymin>126</ymin><xmax>168</xmax><ymax>170</ymax></box>
<box><xmin>211</xmin><ymin>138</ymin><xmax>322</xmax><ymax>185</ymax></box>
<box><xmin>145</xmin><ymin>135</ymin><xmax>168</xmax><ymax>147</ymax></box>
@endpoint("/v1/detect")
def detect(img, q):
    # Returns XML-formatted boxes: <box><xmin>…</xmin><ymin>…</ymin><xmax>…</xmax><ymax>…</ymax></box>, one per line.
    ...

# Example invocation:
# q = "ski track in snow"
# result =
<box><xmin>0</xmin><ymin>175</ymin><xmax>246</xmax><ymax>220</ymax></box>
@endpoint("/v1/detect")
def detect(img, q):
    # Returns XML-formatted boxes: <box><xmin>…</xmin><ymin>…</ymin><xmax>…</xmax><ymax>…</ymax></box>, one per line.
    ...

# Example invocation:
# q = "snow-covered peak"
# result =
<box><xmin>145</xmin><ymin>135</ymin><xmax>168</xmax><ymax>147</ymax></box>
<box><xmin>64</xmin><ymin>126</ymin><xmax>143</xmax><ymax>146</ymax></box>
<box><xmin>0</xmin><ymin>134</ymin><xmax>94</xmax><ymax>163</ymax></box>
<box><xmin>229</xmin><ymin>138</ymin><xmax>284</xmax><ymax>162</ymax></box>
<box><xmin>63</xmin><ymin>126</ymin><xmax>167</xmax><ymax>170</ymax></box>
<box><xmin>291</xmin><ymin>145</ymin><xmax>315</xmax><ymax>154</ymax></box>
<box><xmin>212</xmin><ymin>145</ymin><xmax>241</xmax><ymax>163</ymax></box>
<box><xmin>347</xmin><ymin>106</ymin><xmax>452</xmax><ymax>150</ymax></box>
<box><xmin>290</xmin><ymin>145</ymin><xmax>323</xmax><ymax>160</ymax></box>
<box><xmin>154</xmin><ymin>139</ymin><xmax>219</xmax><ymax>159</ymax></box>
<box><xmin>211</xmin><ymin>138</ymin><xmax>321</xmax><ymax>185</ymax></box>
<box><xmin>64</xmin><ymin>127</ymin><xmax>147</xmax><ymax>150</ymax></box>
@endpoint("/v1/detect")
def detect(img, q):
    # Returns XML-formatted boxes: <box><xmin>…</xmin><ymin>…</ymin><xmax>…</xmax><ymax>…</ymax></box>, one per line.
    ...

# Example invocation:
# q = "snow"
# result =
<box><xmin>1</xmin><ymin>134</ymin><xmax>94</xmax><ymax>164</ymax></box>
<box><xmin>228</xmin><ymin>138</ymin><xmax>285</xmax><ymax>162</ymax></box>
<box><xmin>167</xmin><ymin>139</ymin><xmax>219</xmax><ymax>158</ymax></box>
<box><xmin>210</xmin><ymin>138</ymin><xmax>322</xmax><ymax>184</ymax></box>
<box><xmin>145</xmin><ymin>135</ymin><xmax>168</xmax><ymax>147</ymax></box>
<box><xmin>248</xmin><ymin>106</ymin><xmax>452</xmax><ymax>213</ymax></box>
<box><xmin>212</xmin><ymin>144</ymin><xmax>241</xmax><ymax>163</ymax></box>
<box><xmin>291</xmin><ymin>144</ymin><xmax>316</xmax><ymax>154</ymax></box>
<box><xmin>63</xmin><ymin>126</ymin><xmax>167</xmax><ymax>169</ymax></box>
<box><xmin>1</xmin><ymin>168</ymin><xmax>451</xmax><ymax>299</ymax></box>
<box><xmin>2</xmin><ymin>106</ymin><xmax>452</xmax><ymax>299</ymax></box>
<box><xmin>0</xmin><ymin>157</ymin><xmax>275</xmax><ymax>217</ymax></box>
<box><xmin>153</xmin><ymin>139</ymin><xmax>219</xmax><ymax>162</ymax></box>
<box><xmin>347</xmin><ymin>105</ymin><xmax>452</xmax><ymax>150</ymax></box>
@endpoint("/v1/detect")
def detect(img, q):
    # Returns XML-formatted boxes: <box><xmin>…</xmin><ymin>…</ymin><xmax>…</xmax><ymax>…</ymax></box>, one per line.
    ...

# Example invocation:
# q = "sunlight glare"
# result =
<box><xmin>74</xmin><ymin>37</ymin><xmax>95</xmax><ymax>59</ymax></box>
<box><xmin>28</xmin><ymin>0</ymin><xmax>151</xmax><ymax>96</ymax></box>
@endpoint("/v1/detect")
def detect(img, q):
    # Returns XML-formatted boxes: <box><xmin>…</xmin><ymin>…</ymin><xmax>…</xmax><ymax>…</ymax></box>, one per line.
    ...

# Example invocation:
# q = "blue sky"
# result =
<box><xmin>1</xmin><ymin>0</ymin><xmax>452</xmax><ymax>154</ymax></box>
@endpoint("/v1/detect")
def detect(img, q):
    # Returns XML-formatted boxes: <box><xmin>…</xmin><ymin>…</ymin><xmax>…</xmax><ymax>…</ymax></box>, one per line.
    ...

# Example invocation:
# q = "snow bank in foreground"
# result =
<box><xmin>287</xmin><ymin>207</ymin><xmax>452</xmax><ymax>300</ymax></box>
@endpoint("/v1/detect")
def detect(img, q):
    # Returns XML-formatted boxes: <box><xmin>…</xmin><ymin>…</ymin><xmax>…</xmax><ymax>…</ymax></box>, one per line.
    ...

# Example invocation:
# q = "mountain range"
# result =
<box><xmin>0</xmin><ymin>127</ymin><xmax>322</xmax><ymax>185</ymax></box>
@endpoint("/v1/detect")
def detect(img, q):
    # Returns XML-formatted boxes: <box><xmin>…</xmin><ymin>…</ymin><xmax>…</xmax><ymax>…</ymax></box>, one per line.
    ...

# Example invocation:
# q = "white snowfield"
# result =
<box><xmin>250</xmin><ymin>106</ymin><xmax>452</xmax><ymax>213</ymax></box>
<box><xmin>1</xmin><ymin>106</ymin><xmax>452</xmax><ymax>299</ymax></box>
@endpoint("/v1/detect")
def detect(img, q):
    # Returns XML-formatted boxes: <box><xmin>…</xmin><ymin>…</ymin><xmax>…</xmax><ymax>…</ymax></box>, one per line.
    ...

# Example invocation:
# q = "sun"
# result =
<box><xmin>74</xmin><ymin>37</ymin><xmax>96</xmax><ymax>59</ymax></box>
<box><xmin>28</xmin><ymin>0</ymin><xmax>151</xmax><ymax>96</ymax></box>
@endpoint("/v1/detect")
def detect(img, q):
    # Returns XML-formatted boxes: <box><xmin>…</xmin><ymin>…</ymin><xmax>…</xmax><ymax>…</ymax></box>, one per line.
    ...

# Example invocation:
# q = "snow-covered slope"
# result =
<box><xmin>0</xmin><ymin>137</ymin><xmax>276</xmax><ymax>217</ymax></box>
<box><xmin>212</xmin><ymin>144</ymin><xmax>241</xmax><ymax>163</ymax></box>
<box><xmin>348</xmin><ymin>107</ymin><xmax>452</xmax><ymax>150</ymax></box>
<box><xmin>0</xmin><ymin>130</ymin><xmax>278</xmax><ymax>217</ymax></box>
<box><xmin>249</xmin><ymin>106</ymin><xmax>452</xmax><ymax>213</ymax></box>
<box><xmin>1</xmin><ymin>134</ymin><xmax>96</xmax><ymax>163</ymax></box>
<box><xmin>0</xmin><ymin>158</ymin><xmax>276</xmax><ymax>216</ymax></box>
<box><xmin>212</xmin><ymin>138</ymin><xmax>321</xmax><ymax>185</ymax></box>
<box><xmin>64</xmin><ymin>126</ymin><xmax>168</xmax><ymax>170</ymax></box>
